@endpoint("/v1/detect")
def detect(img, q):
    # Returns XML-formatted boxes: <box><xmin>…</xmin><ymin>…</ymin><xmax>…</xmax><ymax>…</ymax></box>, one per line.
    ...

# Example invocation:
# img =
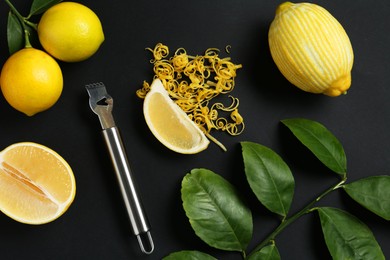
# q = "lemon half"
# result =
<box><xmin>0</xmin><ymin>142</ymin><xmax>76</xmax><ymax>224</ymax></box>
<box><xmin>143</xmin><ymin>79</ymin><xmax>210</xmax><ymax>154</ymax></box>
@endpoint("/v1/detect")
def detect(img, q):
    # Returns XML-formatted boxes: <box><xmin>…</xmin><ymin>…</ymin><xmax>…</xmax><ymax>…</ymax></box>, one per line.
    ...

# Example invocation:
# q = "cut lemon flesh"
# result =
<box><xmin>0</xmin><ymin>142</ymin><xmax>76</xmax><ymax>224</ymax></box>
<box><xmin>143</xmin><ymin>79</ymin><xmax>210</xmax><ymax>154</ymax></box>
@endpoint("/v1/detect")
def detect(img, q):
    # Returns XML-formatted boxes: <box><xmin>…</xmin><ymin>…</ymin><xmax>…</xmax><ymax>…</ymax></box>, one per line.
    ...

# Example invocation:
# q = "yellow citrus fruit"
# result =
<box><xmin>268</xmin><ymin>2</ymin><xmax>354</xmax><ymax>97</ymax></box>
<box><xmin>38</xmin><ymin>2</ymin><xmax>104</xmax><ymax>62</ymax></box>
<box><xmin>0</xmin><ymin>142</ymin><xmax>76</xmax><ymax>224</ymax></box>
<box><xmin>0</xmin><ymin>47</ymin><xmax>63</xmax><ymax>116</ymax></box>
<box><xmin>143</xmin><ymin>79</ymin><xmax>210</xmax><ymax>154</ymax></box>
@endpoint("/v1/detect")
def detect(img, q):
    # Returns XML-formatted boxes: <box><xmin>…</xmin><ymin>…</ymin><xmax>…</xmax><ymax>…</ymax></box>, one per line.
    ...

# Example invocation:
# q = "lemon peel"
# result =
<box><xmin>38</xmin><ymin>2</ymin><xmax>104</xmax><ymax>62</ymax></box>
<box><xmin>268</xmin><ymin>2</ymin><xmax>354</xmax><ymax>96</ymax></box>
<box><xmin>0</xmin><ymin>47</ymin><xmax>63</xmax><ymax>116</ymax></box>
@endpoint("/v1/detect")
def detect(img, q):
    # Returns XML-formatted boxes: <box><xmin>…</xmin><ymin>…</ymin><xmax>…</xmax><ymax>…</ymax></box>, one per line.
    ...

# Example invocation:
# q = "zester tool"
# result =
<box><xmin>85</xmin><ymin>82</ymin><xmax>154</xmax><ymax>254</ymax></box>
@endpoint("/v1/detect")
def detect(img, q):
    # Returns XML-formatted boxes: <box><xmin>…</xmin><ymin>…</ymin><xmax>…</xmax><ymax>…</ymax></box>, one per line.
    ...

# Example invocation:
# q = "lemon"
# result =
<box><xmin>143</xmin><ymin>79</ymin><xmax>210</xmax><ymax>154</ymax></box>
<box><xmin>0</xmin><ymin>142</ymin><xmax>76</xmax><ymax>224</ymax></box>
<box><xmin>0</xmin><ymin>47</ymin><xmax>63</xmax><ymax>116</ymax></box>
<box><xmin>38</xmin><ymin>2</ymin><xmax>104</xmax><ymax>62</ymax></box>
<box><xmin>268</xmin><ymin>2</ymin><xmax>354</xmax><ymax>97</ymax></box>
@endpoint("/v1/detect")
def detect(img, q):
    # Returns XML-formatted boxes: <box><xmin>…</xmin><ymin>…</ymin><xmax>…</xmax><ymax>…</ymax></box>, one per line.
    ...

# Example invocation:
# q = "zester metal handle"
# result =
<box><xmin>102</xmin><ymin>127</ymin><xmax>154</xmax><ymax>254</ymax></box>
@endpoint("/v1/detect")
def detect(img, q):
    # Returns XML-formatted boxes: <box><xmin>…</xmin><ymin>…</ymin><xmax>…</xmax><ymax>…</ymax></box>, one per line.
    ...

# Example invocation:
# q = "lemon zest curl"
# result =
<box><xmin>137</xmin><ymin>43</ymin><xmax>244</xmax><ymax>151</ymax></box>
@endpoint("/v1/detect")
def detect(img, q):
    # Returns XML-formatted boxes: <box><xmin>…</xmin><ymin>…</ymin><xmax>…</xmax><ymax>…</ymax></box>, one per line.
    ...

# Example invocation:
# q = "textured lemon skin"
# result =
<box><xmin>0</xmin><ymin>48</ymin><xmax>63</xmax><ymax>116</ymax></box>
<box><xmin>38</xmin><ymin>2</ymin><xmax>104</xmax><ymax>62</ymax></box>
<box><xmin>269</xmin><ymin>2</ymin><xmax>354</xmax><ymax>96</ymax></box>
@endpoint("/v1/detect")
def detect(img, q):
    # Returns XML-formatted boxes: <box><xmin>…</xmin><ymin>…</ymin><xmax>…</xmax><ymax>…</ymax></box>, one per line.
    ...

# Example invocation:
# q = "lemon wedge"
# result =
<box><xmin>143</xmin><ymin>79</ymin><xmax>210</xmax><ymax>154</ymax></box>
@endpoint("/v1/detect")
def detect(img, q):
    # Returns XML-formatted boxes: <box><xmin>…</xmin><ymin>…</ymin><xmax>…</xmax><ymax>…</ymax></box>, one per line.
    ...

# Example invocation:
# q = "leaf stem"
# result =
<box><xmin>247</xmin><ymin>177</ymin><xmax>347</xmax><ymax>258</ymax></box>
<box><xmin>5</xmin><ymin>0</ymin><xmax>34</xmax><ymax>48</ymax></box>
<box><xmin>25</xmin><ymin>20</ymin><xmax>38</xmax><ymax>30</ymax></box>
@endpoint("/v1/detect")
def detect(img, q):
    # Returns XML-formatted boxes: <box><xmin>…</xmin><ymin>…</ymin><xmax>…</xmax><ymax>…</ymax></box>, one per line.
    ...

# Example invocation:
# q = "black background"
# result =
<box><xmin>0</xmin><ymin>0</ymin><xmax>389</xmax><ymax>259</ymax></box>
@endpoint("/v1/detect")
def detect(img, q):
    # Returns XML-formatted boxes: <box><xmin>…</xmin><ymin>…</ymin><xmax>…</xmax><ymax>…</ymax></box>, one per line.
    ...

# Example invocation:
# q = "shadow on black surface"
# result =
<box><xmin>238</xmin><ymin>20</ymin><xmax>330</xmax><ymax>115</ymax></box>
<box><xmin>308</xmin><ymin>213</ymin><xmax>332</xmax><ymax>260</ymax></box>
<box><xmin>276</xmin><ymin>123</ymin><xmax>332</xmax><ymax>178</ymax></box>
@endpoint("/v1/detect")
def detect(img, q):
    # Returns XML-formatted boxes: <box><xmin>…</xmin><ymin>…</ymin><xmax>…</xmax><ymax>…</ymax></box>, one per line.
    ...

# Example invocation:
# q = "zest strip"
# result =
<box><xmin>137</xmin><ymin>43</ymin><xmax>245</xmax><ymax>150</ymax></box>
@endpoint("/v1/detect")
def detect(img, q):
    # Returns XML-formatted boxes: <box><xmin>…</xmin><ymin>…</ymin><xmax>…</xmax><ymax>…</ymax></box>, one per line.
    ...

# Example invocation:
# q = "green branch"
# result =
<box><xmin>247</xmin><ymin>177</ymin><xmax>347</xmax><ymax>258</ymax></box>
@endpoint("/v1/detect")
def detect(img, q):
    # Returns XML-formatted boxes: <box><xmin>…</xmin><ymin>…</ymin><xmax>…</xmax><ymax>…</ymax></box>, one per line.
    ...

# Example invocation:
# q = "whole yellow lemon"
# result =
<box><xmin>38</xmin><ymin>2</ymin><xmax>104</xmax><ymax>62</ymax></box>
<box><xmin>268</xmin><ymin>2</ymin><xmax>354</xmax><ymax>97</ymax></box>
<box><xmin>0</xmin><ymin>48</ymin><xmax>63</xmax><ymax>116</ymax></box>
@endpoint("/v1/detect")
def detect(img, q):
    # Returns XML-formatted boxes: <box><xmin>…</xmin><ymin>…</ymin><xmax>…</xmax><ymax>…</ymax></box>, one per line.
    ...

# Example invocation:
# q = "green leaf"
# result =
<box><xmin>318</xmin><ymin>207</ymin><xmax>385</xmax><ymax>260</ymax></box>
<box><xmin>282</xmin><ymin>118</ymin><xmax>347</xmax><ymax>176</ymax></box>
<box><xmin>241</xmin><ymin>142</ymin><xmax>294</xmax><ymax>217</ymax></box>
<box><xmin>163</xmin><ymin>250</ymin><xmax>217</xmax><ymax>260</ymax></box>
<box><xmin>248</xmin><ymin>243</ymin><xmax>281</xmax><ymax>260</ymax></box>
<box><xmin>29</xmin><ymin>0</ymin><xmax>62</xmax><ymax>16</ymax></box>
<box><xmin>343</xmin><ymin>175</ymin><xmax>390</xmax><ymax>220</ymax></box>
<box><xmin>7</xmin><ymin>11</ymin><xmax>24</xmax><ymax>55</ymax></box>
<box><xmin>181</xmin><ymin>168</ymin><xmax>253</xmax><ymax>252</ymax></box>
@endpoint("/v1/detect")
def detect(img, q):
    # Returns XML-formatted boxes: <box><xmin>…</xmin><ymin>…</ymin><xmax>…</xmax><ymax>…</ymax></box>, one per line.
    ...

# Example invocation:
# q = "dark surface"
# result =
<box><xmin>0</xmin><ymin>1</ymin><xmax>389</xmax><ymax>259</ymax></box>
